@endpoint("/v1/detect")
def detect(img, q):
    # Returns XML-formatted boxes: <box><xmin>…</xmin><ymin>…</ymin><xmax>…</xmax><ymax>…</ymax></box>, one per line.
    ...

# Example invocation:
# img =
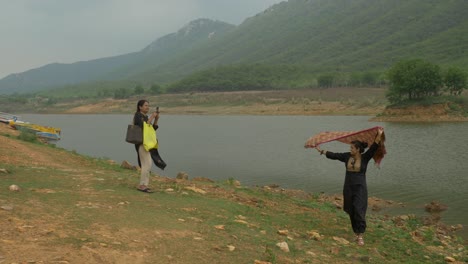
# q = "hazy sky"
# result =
<box><xmin>0</xmin><ymin>0</ymin><xmax>283</xmax><ymax>79</ymax></box>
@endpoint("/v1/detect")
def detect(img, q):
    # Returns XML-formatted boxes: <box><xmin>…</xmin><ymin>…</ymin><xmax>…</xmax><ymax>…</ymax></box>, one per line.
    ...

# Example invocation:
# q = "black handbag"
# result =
<box><xmin>125</xmin><ymin>124</ymin><xmax>142</xmax><ymax>144</ymax></box>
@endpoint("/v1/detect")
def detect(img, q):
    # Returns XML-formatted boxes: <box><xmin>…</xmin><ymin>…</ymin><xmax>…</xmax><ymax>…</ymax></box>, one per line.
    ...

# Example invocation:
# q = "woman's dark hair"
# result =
<box><xmin>136</xmin><ymin>100</ymin><xmax>148</xmax><ymax>112</ymax></box>
<box><xmin>351</xmin><ymin>140</ymin><xmax>368</xmax><ymax>153</ymax></box>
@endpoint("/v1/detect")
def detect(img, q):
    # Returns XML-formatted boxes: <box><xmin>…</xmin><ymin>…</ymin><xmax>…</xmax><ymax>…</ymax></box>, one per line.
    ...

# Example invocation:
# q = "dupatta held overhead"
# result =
<box><xmin>305</xmin><ymin>126</ymin><xmax>387</xmax><ymax>166</ymax></box>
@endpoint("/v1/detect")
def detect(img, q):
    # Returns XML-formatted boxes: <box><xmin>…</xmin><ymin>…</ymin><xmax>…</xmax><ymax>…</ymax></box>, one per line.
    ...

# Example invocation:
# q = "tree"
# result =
<box><xmin>134</xmin><ymin>85</ymin><xmax>145</xmax><ymax>95</ymax></box>
<box><xmin>150</xmin><ymin>84</ymin><xmax>162</xmax><ymax>94</ymax></box>
<box><xmin>114</xmin><ymin>88</ymin><xmax>130</xmax><ymax>99</ymax></box>
<box><xmin>444</xmin><ymin>67</ymin><xmax>467</xmax><ymax>96</ymax></box>
<box><xmin>317</xmin><ymin>74</ymin><xmax>335</xmax><ymax>88</ymax></box>
<box><xmin>386</xmin><ymin>59</ymin><xmax>442</xmax><ymax>103</ymax></box>
<box><xmin>361</xmin><ymin>71</ymin><xmax>378</xmax><ymax>87</ymax></box>
<box><xmin>98</xmin><ymin>88</ymin><xmax>112</xmax><ymax>98</ymax></box>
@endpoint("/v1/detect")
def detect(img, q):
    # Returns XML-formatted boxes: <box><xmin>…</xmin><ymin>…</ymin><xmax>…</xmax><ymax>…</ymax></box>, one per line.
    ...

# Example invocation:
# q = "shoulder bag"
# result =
<box><xmin>125</xmin><ymin>117</ymin><xmax>143</xmax><ymax>144</ymax></box>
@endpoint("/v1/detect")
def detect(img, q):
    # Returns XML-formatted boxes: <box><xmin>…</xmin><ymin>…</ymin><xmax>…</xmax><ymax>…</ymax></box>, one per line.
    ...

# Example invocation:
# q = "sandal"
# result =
<box><xmin>137</xmin><ymin>187</ymin><xmax>154</xmax><ymax>193</ymax></box>
<box><xmin>356</xmin><ymin>235</ymin><xmax>364</xmax><ymax>246</ymax></box>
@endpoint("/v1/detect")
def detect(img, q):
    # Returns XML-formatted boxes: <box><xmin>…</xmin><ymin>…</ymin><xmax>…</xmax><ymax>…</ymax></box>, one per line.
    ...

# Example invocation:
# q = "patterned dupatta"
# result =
<box><xmin>305</xmin><ymin>126</ymin><xmax>387</xmax><ymax>166</ymax></box>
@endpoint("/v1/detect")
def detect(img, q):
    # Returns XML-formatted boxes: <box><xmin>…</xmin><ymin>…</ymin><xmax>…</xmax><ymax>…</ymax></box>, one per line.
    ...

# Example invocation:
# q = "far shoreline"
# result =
<box><xmin>4</xmin><ymin>88</ymin><xmax>467</xmax><ymax>122</ymax></box>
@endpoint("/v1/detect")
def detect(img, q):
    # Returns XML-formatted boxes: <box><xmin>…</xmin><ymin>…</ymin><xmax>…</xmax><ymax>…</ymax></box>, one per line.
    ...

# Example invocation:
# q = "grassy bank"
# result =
<box><xmin>371</xmin><ymin>95</ymin><xmax>468</xmax><ymax>122</ymax></box>
<box><xmin>0</xmin><ymin>125</ymin><xmax>466</xmax><ymax>263</ymax></box>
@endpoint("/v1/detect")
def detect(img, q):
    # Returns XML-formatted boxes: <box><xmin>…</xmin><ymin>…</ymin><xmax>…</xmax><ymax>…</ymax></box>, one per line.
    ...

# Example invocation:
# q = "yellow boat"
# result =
<box><xmin>9</xmin><ymin>121</ymin><xmax>60</xmax><ymax>134</ymax></box>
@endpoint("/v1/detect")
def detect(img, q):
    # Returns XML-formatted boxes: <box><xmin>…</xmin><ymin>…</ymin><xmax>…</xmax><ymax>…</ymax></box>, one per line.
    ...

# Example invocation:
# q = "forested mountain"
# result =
<box><xmin>139</xmin><ymin>0</ymin><xmax>468</xmax><ymax>83</ymax></box>
<box><xmin>1</xmin><ymin>0</ymin><xmax>467</xmax><ymax>94</ymax></box>
<box><xmin>0</xmin><ymin>19</ymin><xmax>234</xmax><ymax>94</ymax></box>
<box><xmin>0</xmin><ymin>53</ymin><xmax>137</xmax><ymax>94</ymax></box>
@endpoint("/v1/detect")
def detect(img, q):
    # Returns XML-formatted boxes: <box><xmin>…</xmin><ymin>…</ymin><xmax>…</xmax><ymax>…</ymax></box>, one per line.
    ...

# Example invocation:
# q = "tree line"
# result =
<box><xmin>386</xmin><ymin>59</ymin><xmax>467</xmax><ymax>104</ymax></box>
<box><xmin>2</xmin><ymin>60</ymin><xmax>466</xmax><ymax>108</ymax></box>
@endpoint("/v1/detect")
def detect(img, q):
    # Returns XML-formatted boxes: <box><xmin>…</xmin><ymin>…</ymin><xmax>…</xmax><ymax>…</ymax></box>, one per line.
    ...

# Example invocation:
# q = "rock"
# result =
<box><xmin>227</xmin><ymin>245</ymin><xmax>235</xmax><ymax>251</ymax></box>
<box><xmin>1</xmin><ymin>205</ymin><xmax>13</xmax><ymax>211</ymax></box>
<box><xmin>192</xmin><ymin>177</ymin><xmax>214</xmax><ymax>182</ymax></box>
<box><xmin>399</xmin><ymin>215</ymin><xmax>410</xmax><ymax>221</ymax></box>
<box><xmin>425</xmin><ymin>201</ymin><xmax>448</xmax><ymax>213</ymax></box>
<box><xmin>236</xmin><ymin>215</ymin><xmax>247</xmax><ymax>220</ymax></box>
<box><xmin>450</xmin><ymin>224</ymin><xmax>463</xmax><ymax>231</ymax></box>
<box><xmin>332</xmin><ymin>236</ymin><xmax>350</xmax><ymax>245</ymax></box>
<box><xmin>234</xmin><ymin>219</ymin><xmax>249</xmax><ymax>225</ymax></box>
<box><xmin>165</xmin><ymin>188</ymin><xmax>174</xmax><ymax>192</ymax></box>
<box><xmin>277</xmin><ymin>229</ymin><xmax>289</xmax><ymax>236</ymax></box>
<box><xmin>214</xmin><ymin>225</ymin><xmax>225</xmax><ymax>230</ymax></box>
<box><xmin>176</xmin><ymin>172</ymin><xmax>189</xmax><ymax>180</ymax></box>
<box><xmin>307</xmin><ymin>231</ymin><xmax>323</xmax><ymax>241</ymax></box>
<box><xmin>0</xmin><ymin>168</ymin><xmax>9</xmax><ymax>173</ymax></box>
<box><xmin>333</xmin><ymin>201</ymin><xmax>343</xmax><ymax>209</ymax></box>
<box><xmin>184</xmin><ymin>186</ymin><xmax>206</xmax><ymax>195</ymax></box>
<box><xmin>233</xmin><ymin>180</ymin><xmax>241</xmax><ymax>187</ymax></box>
<box><xmin>254</xmin><ymin>261</ymin><xmax>272</xmax><ymax>264</ymax></box>
<box><xmin>9</xmin><ymin>185</ymin><xmax>20</xmax><ymax>192</ymax></box>
<box><xmin>276</xmin><ymin>241</ymin><xmax>290</xmax><ymax>252</ymax></box>
<box><xmin>444</xmin><ymin>256</ymin><xmax>456</xmax><ymax>262</ymax></box>
<box><xmin>120</xmin><ymin>160</ymin><xmax>136</xmax><ymax>170</ymax></box>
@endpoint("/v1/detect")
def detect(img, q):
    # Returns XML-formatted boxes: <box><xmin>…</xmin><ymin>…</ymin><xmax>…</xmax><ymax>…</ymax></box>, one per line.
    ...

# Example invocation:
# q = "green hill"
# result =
<box><xmin>141</xmin><ymin>0</ymin><xmax>468</xmax><ymax>84</ymax></box>
<box><xmin>1</xmin><ymin>0</ymin><xmax>467</xmax><ymax>95</ymax></box>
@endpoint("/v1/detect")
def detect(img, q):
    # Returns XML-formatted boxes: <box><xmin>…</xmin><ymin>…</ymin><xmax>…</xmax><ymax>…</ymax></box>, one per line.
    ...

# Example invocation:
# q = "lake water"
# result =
<box><xmin>22</xmin><ymin>114</ymin><xmax>468</xmax><ymax>238</ymax></box>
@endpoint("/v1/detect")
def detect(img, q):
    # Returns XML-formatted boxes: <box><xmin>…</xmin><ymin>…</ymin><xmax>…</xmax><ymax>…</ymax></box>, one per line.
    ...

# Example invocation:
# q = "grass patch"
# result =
<box><xmin>17</xmin><ymin>130</ymin><xmax>39</xmax><ymax>143</ymax></box>
<box><xmin>1</xmin><ymin>129</ymin><xmax>466</xmax><ymax>263</ymax></box>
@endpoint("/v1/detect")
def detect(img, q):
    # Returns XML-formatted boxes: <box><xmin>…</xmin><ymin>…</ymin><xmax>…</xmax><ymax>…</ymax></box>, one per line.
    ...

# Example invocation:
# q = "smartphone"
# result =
<box><xmin>156</xmin><ymin>106</ymin><xmax>159</xmax><ymax>113</ymax></box>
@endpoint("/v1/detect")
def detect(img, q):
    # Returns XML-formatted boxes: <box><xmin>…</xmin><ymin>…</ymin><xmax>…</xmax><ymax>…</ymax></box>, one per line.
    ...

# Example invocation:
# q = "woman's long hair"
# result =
<box><xmin>136</xmin><ymin>100</ymin><xmax>148</xmax><ymax>113</ymax></box>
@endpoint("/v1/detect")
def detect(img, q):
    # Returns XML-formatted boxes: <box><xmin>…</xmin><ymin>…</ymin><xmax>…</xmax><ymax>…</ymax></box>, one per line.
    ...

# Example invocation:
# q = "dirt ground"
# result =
<box><xmin>371</xmin><ymin>103</ymin><xmax>468</xmax><ymax>122</ymax></box>
<box><xmin>57</xmin><ymin>89</ymin><xmax>467</xmax><ymax>122</ymax></box>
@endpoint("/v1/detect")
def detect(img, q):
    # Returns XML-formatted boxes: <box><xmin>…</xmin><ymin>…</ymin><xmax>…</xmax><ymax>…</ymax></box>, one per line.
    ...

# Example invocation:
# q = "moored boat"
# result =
<box><xmin>5</xmin><ymin>115</ymin><xmax>61</xmax><ymax>141</ymax></box>
<box><xmin>0</xmin><ymin>112</ymin><xmax>20</xmax><ymax>124</ymax></box>
<box><xmin>36</xmin><ymin>131</ymin><xmax>61</xmax><ymax>141</ymax></box>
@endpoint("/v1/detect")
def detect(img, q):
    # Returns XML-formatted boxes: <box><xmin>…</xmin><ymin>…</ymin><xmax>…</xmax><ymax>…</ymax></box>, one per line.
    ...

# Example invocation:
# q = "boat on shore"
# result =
<box><xmin>0</xmin><ymin>112</ymin><xmax>20</xmax><ymax>124</ymax></box>
<box><xmin>36</xmin><ymin>131</ymin><xmax>61</xmax><ymax>141</ymax></box>
<box><xmin>2</xmin><ymin>112</ymin><xmax>61</xmax><ymax>141</ymax></box>
<box><xmin>11</xmin><ymin>122</ymin><xmax>61</xmax><ymax>141</ymax></box>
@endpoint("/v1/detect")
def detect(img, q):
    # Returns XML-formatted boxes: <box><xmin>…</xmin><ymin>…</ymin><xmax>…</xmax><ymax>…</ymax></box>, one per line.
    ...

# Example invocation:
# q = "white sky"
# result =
<box><xmin>0</xmin><ymin>0</ymin><xmax>283</xmax><ymax>79</ymax></box>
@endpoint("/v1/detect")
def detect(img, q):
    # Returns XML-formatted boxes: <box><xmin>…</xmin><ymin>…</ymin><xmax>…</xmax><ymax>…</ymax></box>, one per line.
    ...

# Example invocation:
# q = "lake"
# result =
<box><xmin>22</xmin><ymin>114</ymin><xmax>468</xmax><ymax>238</ymax></box>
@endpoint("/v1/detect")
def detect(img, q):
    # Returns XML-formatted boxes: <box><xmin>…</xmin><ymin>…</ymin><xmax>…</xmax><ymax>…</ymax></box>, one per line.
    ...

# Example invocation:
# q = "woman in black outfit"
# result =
<box><xmin>133</xmin><ymin>100</ymin><xmax>159</xmax><ymax>193</ymax></box>
<box><xmin>315</xmin><ymin>127</ymin><xmax>384</xmax><ymax>246</ymax></box>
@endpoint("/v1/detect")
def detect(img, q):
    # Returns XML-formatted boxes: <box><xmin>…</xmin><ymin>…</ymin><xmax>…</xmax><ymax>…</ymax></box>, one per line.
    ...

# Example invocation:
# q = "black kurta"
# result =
<box><xmin>133</xmin><ymin>112</ymin><xmax>166</xmax><ymax>170</ymax></box>
<box><xmin>325</xmin><ymin>142</ymin><xmax>379</xmax><ymax>234</ymax></box>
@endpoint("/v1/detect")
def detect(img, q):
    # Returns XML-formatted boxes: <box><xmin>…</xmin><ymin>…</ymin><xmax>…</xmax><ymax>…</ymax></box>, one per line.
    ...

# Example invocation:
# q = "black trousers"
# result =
<box><xmin>343</xmin><ymin>184</ymin><xmax>368</xmax><ymax>234</ymax></box>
